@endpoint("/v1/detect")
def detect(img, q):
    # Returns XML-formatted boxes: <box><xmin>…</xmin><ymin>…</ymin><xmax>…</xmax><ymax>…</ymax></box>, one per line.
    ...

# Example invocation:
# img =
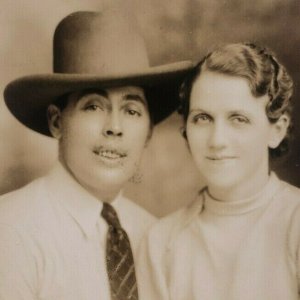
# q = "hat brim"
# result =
<box><xmin>4</xmin><ymin>61</ymin><xmax>193</xmax><ymax>136</ymax></box>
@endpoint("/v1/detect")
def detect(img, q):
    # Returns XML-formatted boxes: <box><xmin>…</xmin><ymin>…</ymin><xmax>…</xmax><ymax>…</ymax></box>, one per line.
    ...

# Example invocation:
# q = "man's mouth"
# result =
<box><xmin>93</xmin><ymin>147</ymin><xmax>127</xmax><ymax>162</ymax></box>
<box><xmin>96</xmin><ymin>149</ymin><xmax>126</xmax><ymax>159</ymax></box>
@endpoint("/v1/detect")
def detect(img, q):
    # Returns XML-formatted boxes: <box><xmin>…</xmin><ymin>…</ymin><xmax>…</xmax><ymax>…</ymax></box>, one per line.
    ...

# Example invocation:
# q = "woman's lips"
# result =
<box><xmin>206</xmin><ymin>156</ymin><xmax>237</xmax><ymax>163</ymax></box>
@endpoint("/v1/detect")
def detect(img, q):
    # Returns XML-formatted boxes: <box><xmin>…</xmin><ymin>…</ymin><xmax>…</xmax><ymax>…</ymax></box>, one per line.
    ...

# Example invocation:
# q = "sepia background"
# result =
<box><xmin>1</xmin><ymin>0</ymin><xmax>300</xmax><ymax>217</ymax></box>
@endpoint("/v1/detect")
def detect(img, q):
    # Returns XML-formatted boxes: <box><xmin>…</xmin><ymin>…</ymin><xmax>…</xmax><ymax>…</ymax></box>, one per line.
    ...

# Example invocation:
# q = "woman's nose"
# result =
<box><xmin>208</xmin><ymin>122</ymin><xmax>227</xmax><ymax>150</ymax></box>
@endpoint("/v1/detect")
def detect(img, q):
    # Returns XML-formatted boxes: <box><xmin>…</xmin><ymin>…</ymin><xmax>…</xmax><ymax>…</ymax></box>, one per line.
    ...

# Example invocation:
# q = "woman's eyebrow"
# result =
<box><xmin>227</xmin><ymin>109</ymin><xmax>251</xmax><ymax>116</ymax></box>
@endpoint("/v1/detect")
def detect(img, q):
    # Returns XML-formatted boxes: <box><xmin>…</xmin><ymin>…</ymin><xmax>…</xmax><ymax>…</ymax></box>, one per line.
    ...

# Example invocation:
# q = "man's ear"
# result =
<box><xmin>47</xmin><ymin>104</ymin><xmax>63</xmax><ymax>139</ymax></box>
<box><xmin>144</xmin><ymin>122</ymin><xmax>153</xmax><ymax>148</ymax></box>
<box><xmin>268</xmin><ymin>114</ymin><xmax>290</xmax><ymax>149</ymax></box>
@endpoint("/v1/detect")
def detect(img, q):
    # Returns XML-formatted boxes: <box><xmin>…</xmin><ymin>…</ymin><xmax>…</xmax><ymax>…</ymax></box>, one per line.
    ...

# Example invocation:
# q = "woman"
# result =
<box><xmin>138</xmin><ymin>43</ymin><xmax>300</xmax><ymax>300</ymax></box>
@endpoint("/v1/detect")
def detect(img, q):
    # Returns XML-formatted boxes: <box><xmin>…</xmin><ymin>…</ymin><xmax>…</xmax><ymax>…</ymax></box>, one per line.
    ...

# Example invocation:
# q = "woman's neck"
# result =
<box><xmin>208</xmin><ymin>170</ymin><xmax>270</xmax><ymax>203</ymax></box>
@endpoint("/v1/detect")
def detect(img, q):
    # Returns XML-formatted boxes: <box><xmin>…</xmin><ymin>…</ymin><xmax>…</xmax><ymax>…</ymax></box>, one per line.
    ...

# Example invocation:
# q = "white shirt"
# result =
<box><xmin>138</xmin><ymin>173</ymin><xmax>300</xmax><ymax>300</ymax></box>
<box><xmin>0</xmin><ymin>162</ymin><xmax>155</xmax><ymax>300</ymax></box>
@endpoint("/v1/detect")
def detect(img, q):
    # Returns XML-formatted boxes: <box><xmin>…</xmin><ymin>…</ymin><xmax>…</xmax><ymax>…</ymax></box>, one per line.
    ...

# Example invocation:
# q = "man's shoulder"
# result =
<box><xmin>118</xmin><ymin>196</ymin><xmax>156</xmax><ymax>228</ymax></box>
<box><xmin>116</xmin><ymin>196</ymin><xmax>157</xmax><ymax>246</ymax></box>
<box><xmin>0</xmin><ymin>176</ymin><xmax>50</xmax><ymax>226</ymax></box>
<box><xmin>121</xmin><ymin>196</ymin><xmax>156</xmax><ymax>220</ymax></box>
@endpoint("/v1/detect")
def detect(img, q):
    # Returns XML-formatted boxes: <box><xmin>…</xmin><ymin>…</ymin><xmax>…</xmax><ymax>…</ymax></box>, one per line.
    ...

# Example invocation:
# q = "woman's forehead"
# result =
<box><xmin>190</xmin><ymin>71</ymin><xmax>269</xmax><ymax>112</ymax></box>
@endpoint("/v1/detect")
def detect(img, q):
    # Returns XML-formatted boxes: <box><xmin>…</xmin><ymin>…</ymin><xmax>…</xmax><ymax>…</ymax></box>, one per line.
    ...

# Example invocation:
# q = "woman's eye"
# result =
<box><xmin>192</xmin><ymin>113</ymin><xmax>212</xmax><ymax>124</ymax></box>
<box><xmin>231</xmin><ymin>115</ymin><xmax>250</xmax><ymax>124</ymax></box>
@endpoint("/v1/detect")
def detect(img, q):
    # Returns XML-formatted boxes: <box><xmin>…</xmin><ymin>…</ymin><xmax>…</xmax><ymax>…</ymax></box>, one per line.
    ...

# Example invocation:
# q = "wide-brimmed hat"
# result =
<box><xmin>4</xmin><ymin>8</ymin><xmax>193</xmax><ymax>136</ymax></box>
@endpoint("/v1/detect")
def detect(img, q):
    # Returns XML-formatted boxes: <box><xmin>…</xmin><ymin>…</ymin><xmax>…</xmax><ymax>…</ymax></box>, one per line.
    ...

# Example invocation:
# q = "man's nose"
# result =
<box><xmin>103</xmin><ymin>109</ymin><xmax>123</xmax><ymax>137</ymax></box>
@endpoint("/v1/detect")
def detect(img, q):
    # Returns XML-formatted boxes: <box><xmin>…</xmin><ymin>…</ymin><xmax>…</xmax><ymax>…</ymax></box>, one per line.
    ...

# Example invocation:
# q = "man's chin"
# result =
<box><xmin>91</xmin><ymin>168</ymin><xmax>132</xmax><ymax>187</ymax></box>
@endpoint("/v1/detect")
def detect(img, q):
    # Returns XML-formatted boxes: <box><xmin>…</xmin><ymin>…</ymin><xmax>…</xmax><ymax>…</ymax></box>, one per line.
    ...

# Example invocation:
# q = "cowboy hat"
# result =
<box><xmin>4</xmin><ymin>8</ymin><xmax>193</xmax><ymax>136</ymax></box>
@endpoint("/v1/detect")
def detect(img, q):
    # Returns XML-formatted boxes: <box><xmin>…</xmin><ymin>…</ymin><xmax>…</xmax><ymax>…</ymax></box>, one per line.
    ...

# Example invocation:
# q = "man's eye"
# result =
<box><xmin>124</xmin><ymin>103</ymin><xmax>143</xmax><ymax>117</ymax></box>
<box><xmin>84</xmin><ymin>104</ymin><xmax>102</xmax><ymax>111</ymax></box>
<box><xmin>126</xmin><ymin>109</ymin><xmax>141</xmax><ymax>117</ymax></box>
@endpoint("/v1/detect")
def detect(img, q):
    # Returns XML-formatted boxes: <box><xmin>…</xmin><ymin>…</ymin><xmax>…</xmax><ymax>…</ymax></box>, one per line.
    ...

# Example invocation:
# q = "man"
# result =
<box><xmin>0</xmin><ymin>6</ymin><xmax>192</xmax><ymax>300</ymax></box>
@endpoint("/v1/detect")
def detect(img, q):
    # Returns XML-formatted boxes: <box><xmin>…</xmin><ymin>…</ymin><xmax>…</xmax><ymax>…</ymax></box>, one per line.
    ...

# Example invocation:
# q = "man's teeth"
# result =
<box><xmin>99</xmin><ymin>150</ymin><xmax>123</xmax><ymax>159</ymax></box>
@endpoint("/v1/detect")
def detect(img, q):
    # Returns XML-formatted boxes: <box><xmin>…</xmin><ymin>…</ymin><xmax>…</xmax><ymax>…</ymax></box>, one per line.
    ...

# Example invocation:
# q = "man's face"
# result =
<box><xmin>48</xmin><ymin>86</ymin><xmax>151</xmax><ymax>199</ymax></box>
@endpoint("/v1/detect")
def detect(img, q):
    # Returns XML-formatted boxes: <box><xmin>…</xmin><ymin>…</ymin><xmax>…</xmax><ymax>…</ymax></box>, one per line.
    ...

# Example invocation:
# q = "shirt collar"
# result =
<box><xmin>167</xmin><ymin>172</ymin><xmax>283</xmax><ymax>247</ymax></box>
<box><xmin>203</xmin><ymin>172</ymin><xmax>282</xmax><ymax>215</ymax></box>
<box><xmin>45</xmin><ymin>162</ymin><xmax>122</xmax><ymax>238</ymax></box>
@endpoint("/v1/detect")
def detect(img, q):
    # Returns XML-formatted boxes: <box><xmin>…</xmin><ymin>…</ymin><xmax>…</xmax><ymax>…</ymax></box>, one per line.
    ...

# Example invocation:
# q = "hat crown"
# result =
<box><xmin>53</xmin><ymin>10</ymin><xmax>149</xmax><ymax>75</ymax></box>
<box><xmin>4</xmin><ymin>7</ymin><xmax>193</xmax><ymax>136</ymax></box>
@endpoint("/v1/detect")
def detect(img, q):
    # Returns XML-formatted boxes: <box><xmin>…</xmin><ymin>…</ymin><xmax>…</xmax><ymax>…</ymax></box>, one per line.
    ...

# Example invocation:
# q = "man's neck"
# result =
<box><xmin>58</xmin><ymin>160</ymin><xmax>122</xmax><ymax>203</ymax></box>
<box><xmin>84</xmin><ymin>185</ymin><xmax>121</xmax><ymax>203</ymax></box>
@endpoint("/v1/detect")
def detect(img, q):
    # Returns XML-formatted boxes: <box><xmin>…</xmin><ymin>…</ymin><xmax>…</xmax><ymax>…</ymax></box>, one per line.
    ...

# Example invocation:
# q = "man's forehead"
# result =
<box><xmin>70</xmin><ymin>86</ymin><xmax>146</xmax><ymax>103</ymax></box>
<box><xmin>107</xmin><ymin>85</ymin><xmax>145</xmax><ymax>95</ymax></box>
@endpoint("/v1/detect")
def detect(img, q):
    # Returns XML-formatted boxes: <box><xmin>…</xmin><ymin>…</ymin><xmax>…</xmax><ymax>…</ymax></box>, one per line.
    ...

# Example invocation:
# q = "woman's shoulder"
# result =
<box><xmin>281</xmin><ymin>182</ymin><xmax>300</xmax><ymax>258</ymax></box>
<box><xmin>272</xmin><ymin>178</ymin><xmax>300</xmax><ymax>228</ymax></box>
<box><xmin>279</xmin><ymin>179</ymin><xmax>300</xmax><ymax>205</ymax></box>
<box><xmin>146</xmin><ymin>193</ymin><xmax>204</xmax><ymax>246</ymax></box>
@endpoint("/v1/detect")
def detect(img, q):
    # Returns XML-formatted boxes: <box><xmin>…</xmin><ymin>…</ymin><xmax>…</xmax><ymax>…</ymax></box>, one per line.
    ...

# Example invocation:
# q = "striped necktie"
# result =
<box><xmin>101</xmin><ymin>202</ymin><xmax>139</xmax><ymax>300</ymax></box>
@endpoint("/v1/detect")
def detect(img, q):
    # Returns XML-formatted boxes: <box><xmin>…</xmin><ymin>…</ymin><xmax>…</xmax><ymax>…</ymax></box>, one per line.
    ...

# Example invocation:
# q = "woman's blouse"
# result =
<box><xmin>137</xmin><ymin>173</ymin><xmax>300</xmax><ymax>300</ymax></box>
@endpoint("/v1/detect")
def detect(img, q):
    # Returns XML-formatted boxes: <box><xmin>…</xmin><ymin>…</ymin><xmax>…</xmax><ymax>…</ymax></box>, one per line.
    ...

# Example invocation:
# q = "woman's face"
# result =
<box><xmin>186</xmin><ymin>70</ymin><xmax>284</xmax><ymax>200</ymax></box>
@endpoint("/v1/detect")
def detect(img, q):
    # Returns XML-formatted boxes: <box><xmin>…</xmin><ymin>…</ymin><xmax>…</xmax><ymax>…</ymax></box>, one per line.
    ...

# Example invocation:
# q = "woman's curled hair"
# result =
<box><xmin>179</xmin><ymin>43</ymin><xmax>294</xmax><ymax>158</ymax></box>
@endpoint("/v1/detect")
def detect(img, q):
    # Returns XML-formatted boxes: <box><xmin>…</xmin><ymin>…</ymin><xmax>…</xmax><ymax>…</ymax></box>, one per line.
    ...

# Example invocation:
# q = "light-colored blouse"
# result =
<box><xmin>138</xmin><ymin>173</ymin><xmax>300</xmax><ymax>300</ymax></box>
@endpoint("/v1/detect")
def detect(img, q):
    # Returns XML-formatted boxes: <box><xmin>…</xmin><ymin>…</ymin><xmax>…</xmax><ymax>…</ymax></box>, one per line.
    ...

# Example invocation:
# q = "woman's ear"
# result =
<box><xmin>268</xmin><ymin>114</ymin><xmax>290</xmax><ymax>149</ymax></box>
<box><xmin>47</xmin><ymin>104</ymin><xmax>62</xmax><ymax>139</ymax></box>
